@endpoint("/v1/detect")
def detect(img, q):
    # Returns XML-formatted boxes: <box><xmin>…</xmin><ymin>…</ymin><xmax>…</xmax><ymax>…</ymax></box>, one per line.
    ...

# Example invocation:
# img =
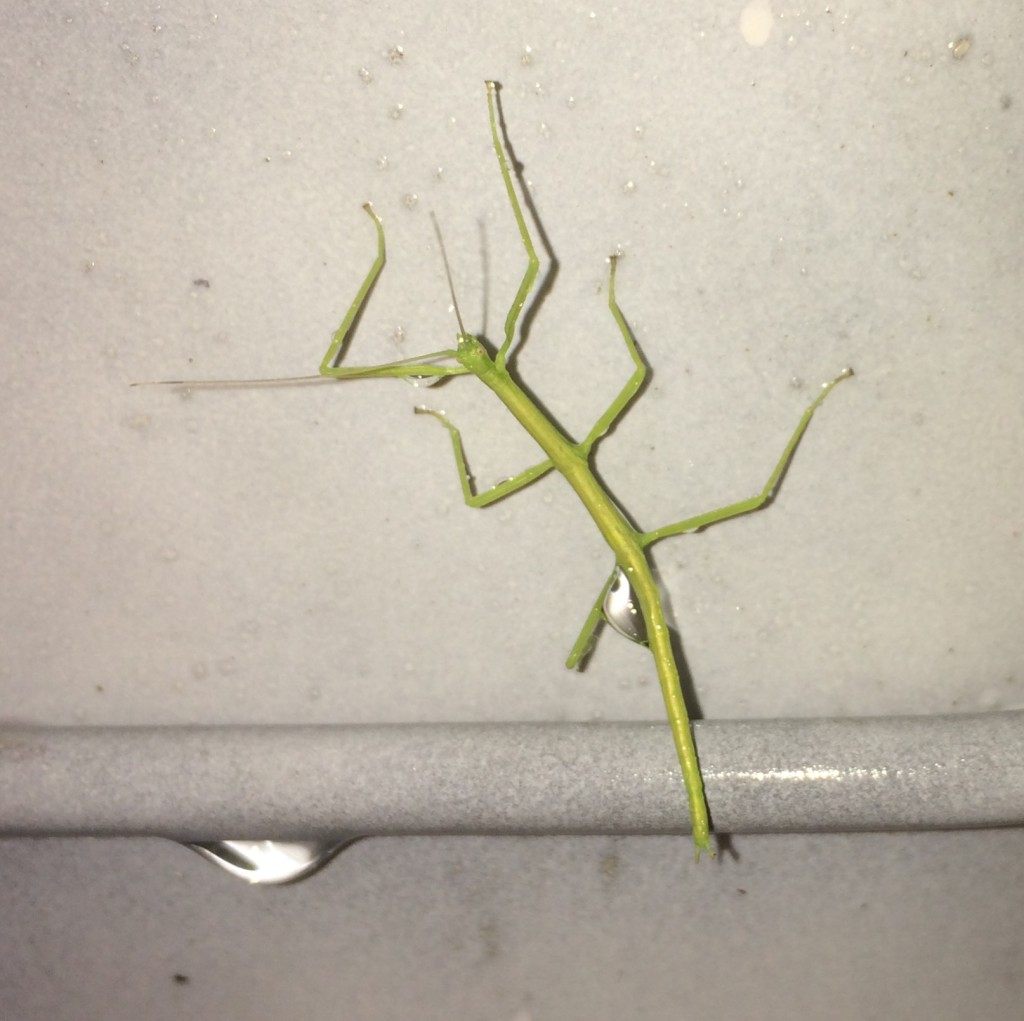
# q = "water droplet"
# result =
<box><xmin>521</xmin><ymin>46</ymin><xmax>534</xmax><ymax>66</ymax></box>
<box><xmin>623</xmin><ymin>180</ymin><xmax>637</xmax><ymax>195</ymax></box>
<box><xmin>190</xmin><ymin>840</ymin><xmax>347</xmax><ymax>884</ymax></box>
<box><xmin>387</xmin><ymin>45</ymin><xmax>404</xmax><ymax>64</ymax></box>
<box><xmin>389</xmin><ymin>103</ymin><xmax>404</xmax><ymax>120</ymax></box>
<box><xmin>602</xmin><ymin>567</ymin><xmax>648</xmax><ymax>646</ymax></box>
<box><xmin>358</xmin><ymin>67</ymin><xmax>373</xmax><ymax>84</ymax></box>
<box><xmin>402</xmin><ymin>193</ymin><xmax>418</xmax><ymax>209</ymax></box>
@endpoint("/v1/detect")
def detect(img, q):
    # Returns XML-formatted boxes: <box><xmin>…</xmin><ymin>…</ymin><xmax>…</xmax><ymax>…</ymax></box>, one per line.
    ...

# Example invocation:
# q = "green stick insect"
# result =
<box><xmin>146</xmin><ymin>81</ymin><xmax>851</xmax><ymax>858</ymax></box>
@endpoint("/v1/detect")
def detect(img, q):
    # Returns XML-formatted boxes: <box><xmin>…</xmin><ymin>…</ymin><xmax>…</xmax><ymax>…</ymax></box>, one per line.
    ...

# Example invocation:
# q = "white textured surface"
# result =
<box><xmin>3</xmin><ymin>831</ymin><xmax>1024</xmax><ymax>1021</ymax></box>
<box><xmin>1</xmin><ymin>2</ymin><xmax>1022</xmax><ymax>1018</ymax></box>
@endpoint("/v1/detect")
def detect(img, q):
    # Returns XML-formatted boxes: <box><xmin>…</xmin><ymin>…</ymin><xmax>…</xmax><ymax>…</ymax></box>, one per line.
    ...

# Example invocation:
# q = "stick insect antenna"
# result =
<box><xmin>430</xmin><ymin>212</ymin><xmax>469</xmax><ymax>339</ymax></box>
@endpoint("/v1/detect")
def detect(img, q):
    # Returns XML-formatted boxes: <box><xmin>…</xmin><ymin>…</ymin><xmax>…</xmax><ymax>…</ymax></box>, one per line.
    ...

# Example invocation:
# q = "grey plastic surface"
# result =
<box><xmin>2</xmin><ymin>712</ymin><xmax>1021</xmax><ymax>840</ymax></box>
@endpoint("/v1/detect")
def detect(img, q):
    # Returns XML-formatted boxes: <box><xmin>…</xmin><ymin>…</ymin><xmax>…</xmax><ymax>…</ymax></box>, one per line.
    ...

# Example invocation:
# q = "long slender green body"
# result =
<box><xmin>464</xmin><ymin>345</ymin><xmax>710</xmax><ymax>850</ymax></box>
<box><xmin>149</xmin><ymin>81</ymin><xmax>851</xmax><ymax>858</ymax></box>
<box><xmin>310</xmin><ymin>82</ymin><xmax>849</xmax><ymax>857</ymax></box>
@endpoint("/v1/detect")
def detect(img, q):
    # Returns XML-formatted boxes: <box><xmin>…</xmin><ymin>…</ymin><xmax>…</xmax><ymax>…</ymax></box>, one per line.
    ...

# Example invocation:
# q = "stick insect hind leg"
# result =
<box><xmin>568</xmin><ymin>367</ymin><xmax>854</xmax><ymax>665</ymax></box>
<box><xmin>638</xmin><ymin>367</ymin><xmax>854</xmax><ymax>548</ymax></box>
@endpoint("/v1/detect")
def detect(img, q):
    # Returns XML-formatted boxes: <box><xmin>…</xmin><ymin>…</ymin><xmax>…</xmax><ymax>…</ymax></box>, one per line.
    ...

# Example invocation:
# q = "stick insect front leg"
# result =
<box><xmin>414</xmin><ymin>89</ymin><xmax>641</xmax><ymax>511</ymax></box>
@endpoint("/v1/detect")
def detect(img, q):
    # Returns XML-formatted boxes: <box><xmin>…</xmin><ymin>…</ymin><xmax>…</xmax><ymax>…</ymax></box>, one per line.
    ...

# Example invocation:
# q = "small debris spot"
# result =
<box><xmin>950</xmin><ymin>37</ymin><xmax>971</xmax><ymax>60</ymax></box>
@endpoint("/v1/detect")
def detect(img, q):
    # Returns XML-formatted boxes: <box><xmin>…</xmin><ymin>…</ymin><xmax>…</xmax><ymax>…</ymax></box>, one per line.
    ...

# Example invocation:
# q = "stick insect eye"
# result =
<box><xmin>602</xmin><ymin>566</ymin><xmax>648</xmax><ymax>646</ymax></box>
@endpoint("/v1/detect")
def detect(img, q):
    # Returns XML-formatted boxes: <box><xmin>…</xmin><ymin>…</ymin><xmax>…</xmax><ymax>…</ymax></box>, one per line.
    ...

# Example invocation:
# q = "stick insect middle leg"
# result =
<box><xmin>416</xmin><ymin>250</ymin><xmax>646</xmax><ymax>511</ymax></box>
